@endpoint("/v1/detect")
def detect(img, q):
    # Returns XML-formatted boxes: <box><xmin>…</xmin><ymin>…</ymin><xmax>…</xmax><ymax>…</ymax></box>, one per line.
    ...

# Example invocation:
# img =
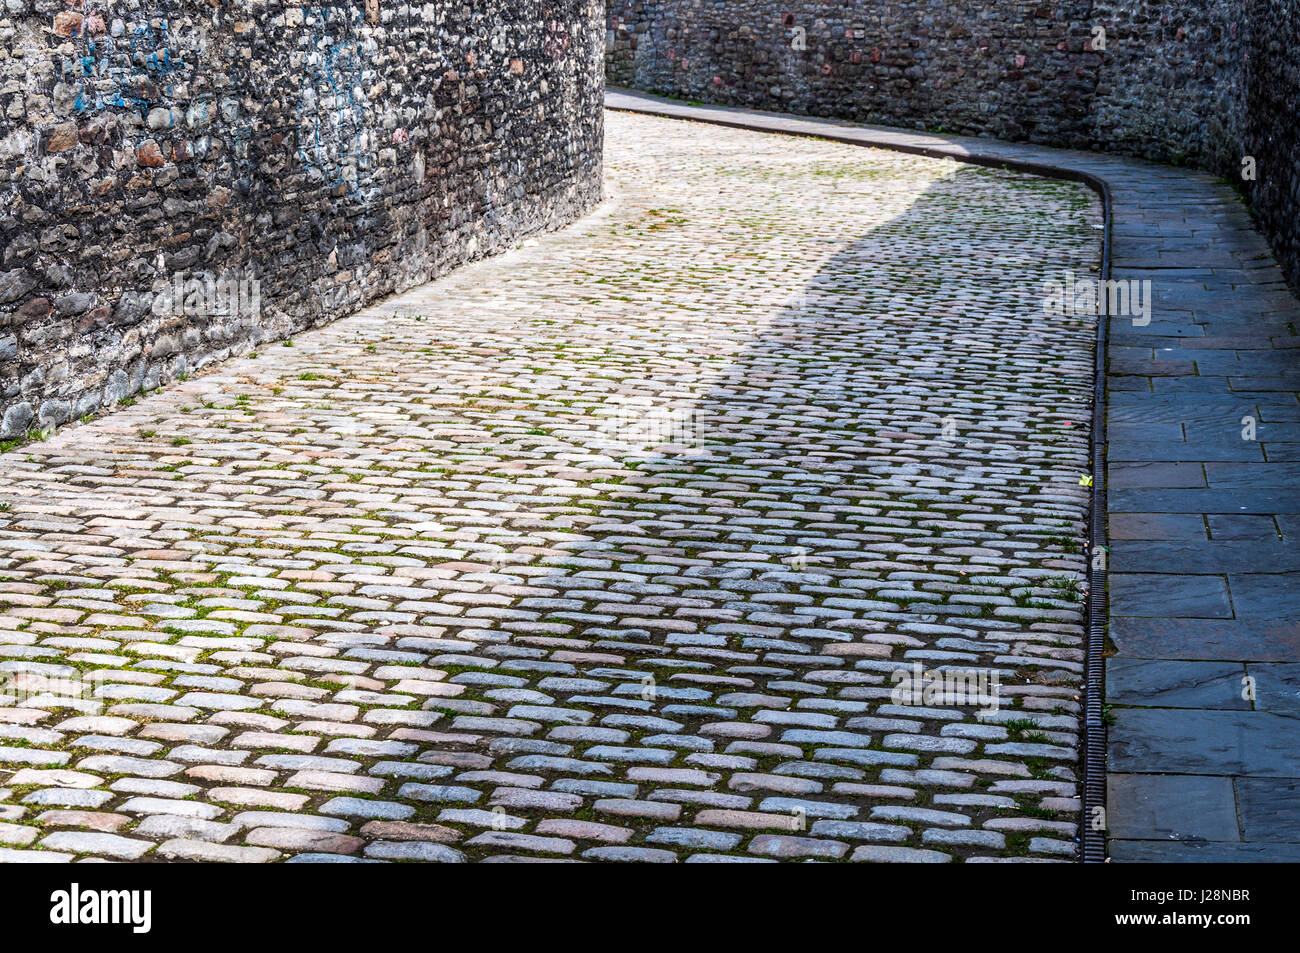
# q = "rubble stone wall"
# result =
<box><xmin>1</xmin><ymin>0</ymin><xmax>606</xmax><ymax>437</ymax></box>
<box><xmin>606</xmin><ymin>0</ymin><xmax>1300</xmax><ymax>291</ymax></box>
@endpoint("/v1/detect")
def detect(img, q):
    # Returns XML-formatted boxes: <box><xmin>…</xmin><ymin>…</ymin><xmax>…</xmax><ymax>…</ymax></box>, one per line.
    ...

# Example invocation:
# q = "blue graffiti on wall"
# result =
<box><xmin>297</xmin><ymin>6</ymin><xmax>374</xmax><ymax>196</ymax></box>
<box><xmin>64</xmin><ymin>17</ymin><xmax>195</xmax><ymax>118</ymax></box>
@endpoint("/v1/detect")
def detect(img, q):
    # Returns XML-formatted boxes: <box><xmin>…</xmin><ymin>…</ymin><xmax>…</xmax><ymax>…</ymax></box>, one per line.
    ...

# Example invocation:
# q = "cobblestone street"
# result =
<box><xmin>0</xmin><ymin>110</ymin><xmax>1103</xmax><ymax>863</ymax></box>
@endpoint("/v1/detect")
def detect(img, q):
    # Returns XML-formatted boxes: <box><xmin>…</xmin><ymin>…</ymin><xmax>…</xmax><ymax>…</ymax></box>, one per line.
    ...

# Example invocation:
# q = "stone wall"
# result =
<box><xmin>0</xmin><ymin>0</ymin><xmax>606</xmax><ymax>439</ymax></box>
<box><xmin>1241</xmin><ymin>0</ymin><xmax>1300</xmax><ymax>295</ymax></box>
<box><xmin>606</xmin><ymin>0</ymin><xmax>1300</xmax><ymax>291</ymax></box>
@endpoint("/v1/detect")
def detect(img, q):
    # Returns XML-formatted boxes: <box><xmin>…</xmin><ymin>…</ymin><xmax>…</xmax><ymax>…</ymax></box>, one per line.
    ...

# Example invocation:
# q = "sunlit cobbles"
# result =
<box><xmin>157</xmin><ymin>840</ymin><xmax>280</xmax><ymax>863</ymax></box>
<box><xmin>39</xmin><ymin>831</ymin><xmax>153</xmax><ymax>859</ymax></box>
<box><xmin>0</xmin><ymin>110</ymin><xmax>1097</xmax><ymax>862</ymax></box>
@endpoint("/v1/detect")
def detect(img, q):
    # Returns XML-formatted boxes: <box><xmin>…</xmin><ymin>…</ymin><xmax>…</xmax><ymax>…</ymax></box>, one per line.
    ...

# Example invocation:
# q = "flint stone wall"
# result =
<box><xmin>0</xmin><ymin>0</ymin><xmax>606</xmax><ymax>438</ymax></box>
<box><xmin>607</xmin><ymin>0</ymin><xmax>1300</xmax><ymax>292</ymax></box>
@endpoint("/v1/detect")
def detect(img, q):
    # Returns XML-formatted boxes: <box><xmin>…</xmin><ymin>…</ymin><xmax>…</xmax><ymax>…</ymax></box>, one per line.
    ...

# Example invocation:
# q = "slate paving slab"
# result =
<box><xmin>1108</xmin><ymin>574</ymin><xmax>1233</xmax><ymax>618</ymax></box>
<box><xmin>1109</xmin><ymin>840</ymin><xmax>1300</xmax><ymax>862</ymax></box>
<box><xmin>1236</xmin><ymin>778</ymin><xmax>1300</xmax><ymax>842</ymax></box>
<box><xmin>1111</xmin><ymin>710</ymin><xmax>1300</xmax><ymax>777</ymax></box>
<box><xmin>1105</xmin><ymin>774</ymin><xmax>1239</xmax><ymax>841</ymax></box>
<box><xmin>1111</xmin><ymin>618</ymin><xmax>1300</xmax><ymax>662</ymax></box>
<box><xmin>1247</xmin><ymin>663</ymin><xmax>1300</xmax><ymax>713</ymax></box>
<box><xmin>1105</xmin><ymin>659</ymin><xmax>1248</xmax><ymax>710</ymax></box>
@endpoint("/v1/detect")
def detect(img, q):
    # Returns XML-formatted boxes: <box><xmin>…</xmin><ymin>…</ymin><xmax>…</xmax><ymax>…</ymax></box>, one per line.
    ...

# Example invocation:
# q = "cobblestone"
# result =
<box><xmin>0</xmin><ymin>110</ymin><xmax>1096</xmax><ymax>862</ymax></box>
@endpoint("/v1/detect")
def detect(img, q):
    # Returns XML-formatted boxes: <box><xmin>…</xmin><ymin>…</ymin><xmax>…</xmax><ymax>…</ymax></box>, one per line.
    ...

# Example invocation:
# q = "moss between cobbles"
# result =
<box><xmin>1000</xmin><ymin>833</ymin><xmax>1033</xmax><ymax>857</ymax></box>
